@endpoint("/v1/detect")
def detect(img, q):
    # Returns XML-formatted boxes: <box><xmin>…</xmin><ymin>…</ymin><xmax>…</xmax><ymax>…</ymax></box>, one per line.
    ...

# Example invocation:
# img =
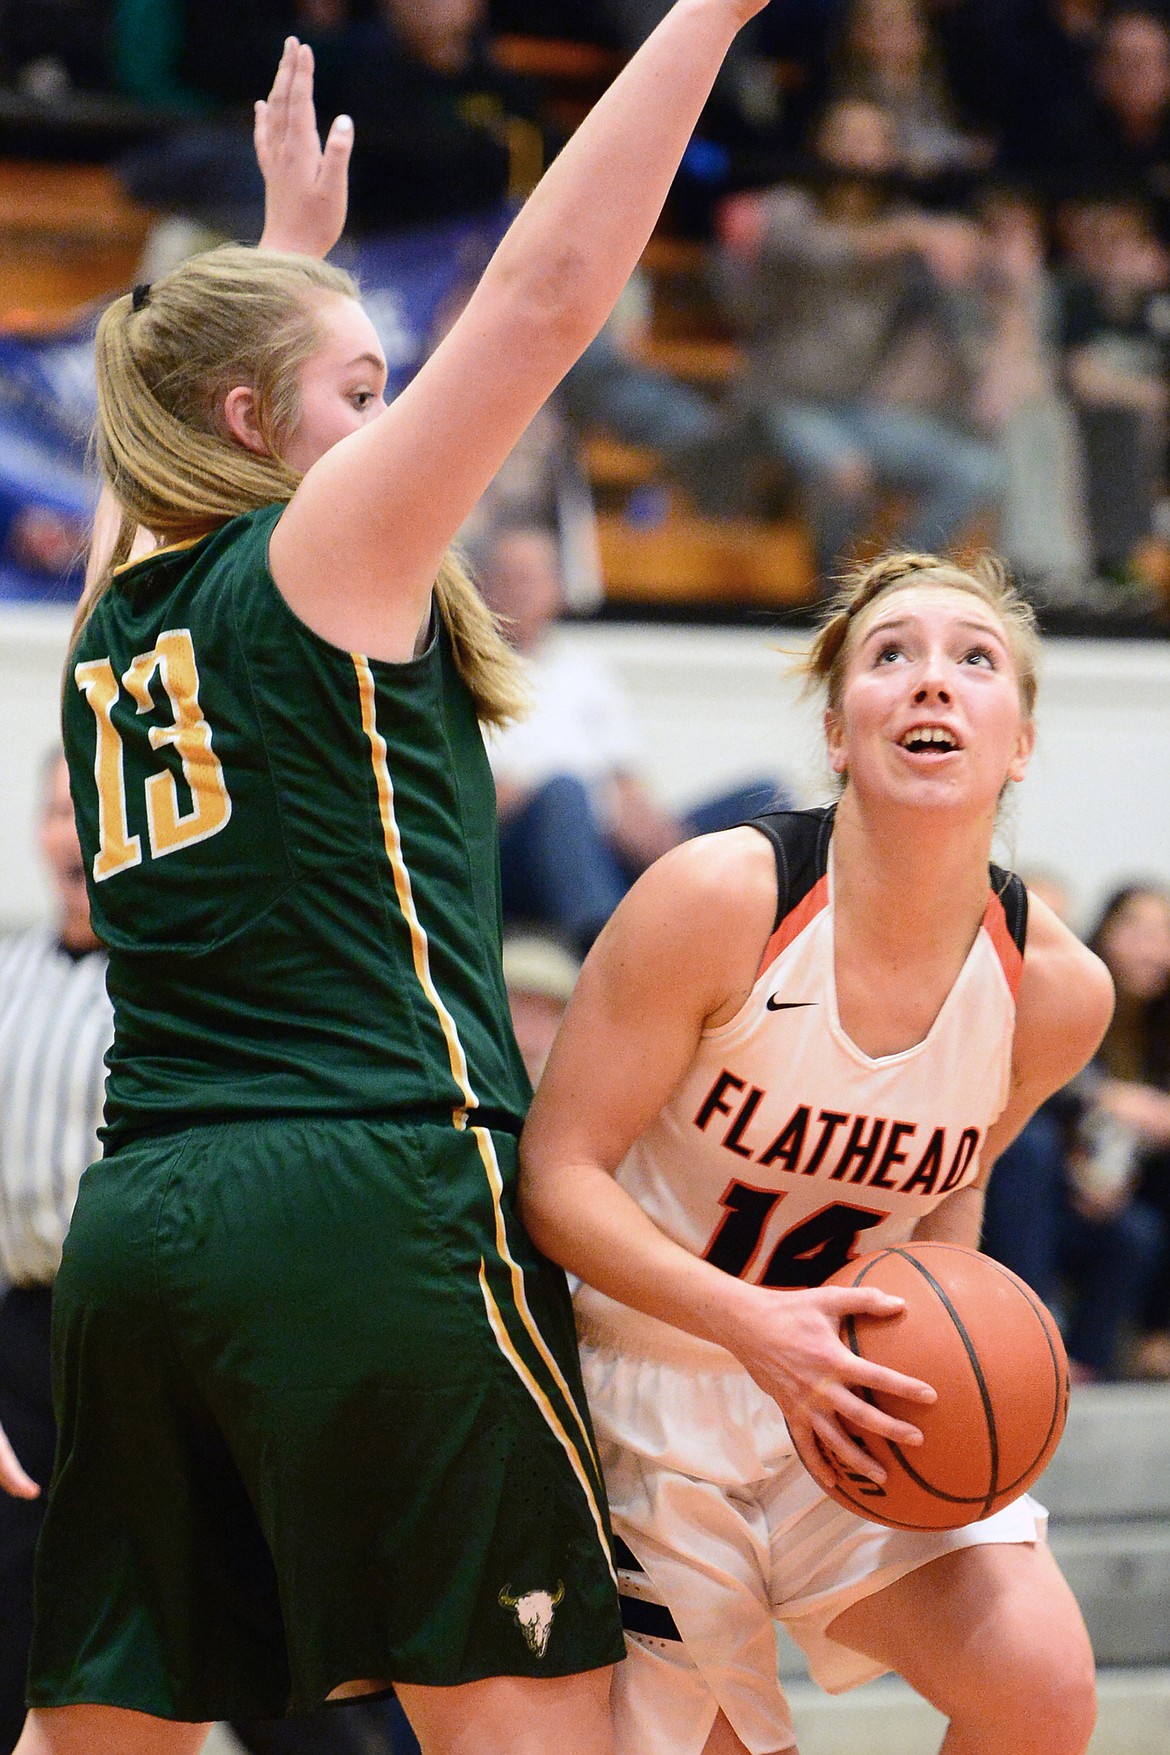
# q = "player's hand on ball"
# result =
<box><xmin>0</xmin><ymin>1416</ymin><xmax>39</xmax><ymax>1500</ymax></box>
<box><xmin>733</xmin><ymin>1284</ymin><xmax>937</xmax><ymax>1484</ymax></box>
<box><xmin>256</xmin><ymin>37</ymin><xmax>353</xmax><ymax>259</ymax></box>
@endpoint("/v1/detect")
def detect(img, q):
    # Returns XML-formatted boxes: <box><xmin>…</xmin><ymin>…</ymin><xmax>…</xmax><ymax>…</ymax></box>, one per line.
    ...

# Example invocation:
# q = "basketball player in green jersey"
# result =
<box><xmin>0</xmin><ymin>9</ymin><xmax>836</xmax><ymax>1755</ymax></box>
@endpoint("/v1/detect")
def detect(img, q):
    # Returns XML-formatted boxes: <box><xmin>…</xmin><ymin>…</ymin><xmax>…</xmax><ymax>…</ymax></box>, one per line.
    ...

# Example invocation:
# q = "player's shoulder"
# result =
<box><xmin>596</xmin><ymin>809</ymin><xmax>827</xmax><ymax>1022</ymax></box>
<box><xmin>1016</xmin><ymin>892</ymin><xmax>1114</xmax><ymax>1080</ymax></box>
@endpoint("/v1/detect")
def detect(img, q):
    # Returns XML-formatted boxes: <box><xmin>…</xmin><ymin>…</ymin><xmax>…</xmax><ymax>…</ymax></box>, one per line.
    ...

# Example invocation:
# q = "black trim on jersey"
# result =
<box><xmin>613</xmin><ymin>1535</ymin><xmax>684</xmax><ymax>1641</ymax></box>
<box><xmin>990</xmin><ymin>864</ymin><xmax>1029</xmax><ymax>955</ymax></box>
<box><xmin>749</xmin><ymin>807</ymin><xmax>1029</xmax><ymax>954</ymax></box>
<box><xmin>619</xmin><ymin>1593</ymin><xmax>683</xmax><ymax>1643</ymax></box>
<box><xmin>748</xmin><ymin>806</ymin><xmax>836</xmax><ymax>931</ymax></box>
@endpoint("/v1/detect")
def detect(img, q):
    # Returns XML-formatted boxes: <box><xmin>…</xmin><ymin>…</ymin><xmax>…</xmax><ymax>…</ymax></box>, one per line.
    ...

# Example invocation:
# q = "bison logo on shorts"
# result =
<box><xmin>499</xmin><ymin>1581</ymin><xmax>565</xmax><ymax>1656</ymax></box>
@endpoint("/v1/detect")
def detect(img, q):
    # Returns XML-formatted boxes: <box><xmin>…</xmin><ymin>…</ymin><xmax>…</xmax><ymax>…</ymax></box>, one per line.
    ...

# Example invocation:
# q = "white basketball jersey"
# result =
<box><xmin>575</xmin><ymin>808</ymin><xmax>1028</xmax><ymax>1356</ymax></box>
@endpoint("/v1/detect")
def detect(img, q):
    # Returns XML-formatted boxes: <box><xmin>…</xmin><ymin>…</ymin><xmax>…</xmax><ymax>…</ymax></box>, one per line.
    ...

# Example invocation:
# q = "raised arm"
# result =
<box><xmin>521</xmin><ymin>831</ymin><xmax>937</xmax><ymax>1485</ymax></box>
<box><xmin>85</xmin><ymin>39</ymin><xmax>352</xmax><ymax>596</ymax></box>
<box><xmin>270</xmin><ymin>0</ymin><xmax>770</xmax><ymax>659</ymax></box>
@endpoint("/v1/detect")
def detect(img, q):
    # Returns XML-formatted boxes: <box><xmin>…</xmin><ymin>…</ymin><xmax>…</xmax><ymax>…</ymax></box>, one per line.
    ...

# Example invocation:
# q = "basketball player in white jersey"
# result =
<box><xmin>520</xmin><ymin>552</ymin><xmax>1113</xmax><ymax>1755</ymax></box>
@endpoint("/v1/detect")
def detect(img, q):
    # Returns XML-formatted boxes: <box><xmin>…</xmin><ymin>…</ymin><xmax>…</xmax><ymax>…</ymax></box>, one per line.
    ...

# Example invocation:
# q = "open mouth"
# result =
<box><xmin>897</xmin><ymin>726</ymin><xmax>960</xmax><ymax>755</ymax></box>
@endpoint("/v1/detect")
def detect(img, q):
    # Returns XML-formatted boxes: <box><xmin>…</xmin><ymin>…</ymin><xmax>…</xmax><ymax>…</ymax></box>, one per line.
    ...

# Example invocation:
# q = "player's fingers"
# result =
<box><xmin>253</xmin><ymin>99</ymin><xmax>270</xmax><ymax>165</ymax></box>
<box><xmin>267</xmin><ymin>35</ymin><xmax>299</xmax><ymax>124</ymax></box>
<box><xmin>323</xmin><ymin>114</ymin><xmax>354</xmax><ymax>171</ymax></box>
<box><xmin>846</xmin><ymin>1353</ymin><xmax>937</xmax><ymax>1405</ymax></box>
<box><xmin>820</xmin><ymin>1286</ymin><xmax>906</xmax><ymax>1320</ymax></box>
<box><xmin>0</xmin><ymin>1427</ymin><xmax>39</xmax><ymax>1500</ymax></box>
<box><xmin>288</xmin><ymin>41</ymin><xmax>317</xmax><ymax>128</ymax></box>
<box><xmin>810</xmin><ymin>1412</ymin><xmax>886</xmax><ymax>1485</ymax></box>
<box><xmin>822</xmin><ymin>1380</ymin><xmax>924</xmax><ymax>1447</ymax></box>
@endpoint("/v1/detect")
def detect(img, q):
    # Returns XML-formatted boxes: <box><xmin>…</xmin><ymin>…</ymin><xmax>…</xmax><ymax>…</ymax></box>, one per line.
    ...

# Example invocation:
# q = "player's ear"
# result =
<box><xmin>1007</xmin><ymin>716</ymin><xmax>1036</xmax><ymax>785</ymax></box>
<box><xmin>222</xmin><ymin>386</ymin><xmax>270</xmax><ymax>457</ymax></box>
<box><xmin>825</xmin><ymin>707</ymin><xmax>848</xmax><ymax>776</ymax></box>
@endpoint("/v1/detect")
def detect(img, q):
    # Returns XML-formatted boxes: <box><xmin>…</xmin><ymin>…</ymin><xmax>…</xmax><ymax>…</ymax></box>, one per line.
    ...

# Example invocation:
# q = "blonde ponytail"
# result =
<box><xmin>435</xmin><ymin>553</ymin><xmax>530</xmax><ymax>728</ymax></box>
<box><xmin>84</xmin><ymin>244</ymin><xmax>526</xmax><ymax>724</ymax></box>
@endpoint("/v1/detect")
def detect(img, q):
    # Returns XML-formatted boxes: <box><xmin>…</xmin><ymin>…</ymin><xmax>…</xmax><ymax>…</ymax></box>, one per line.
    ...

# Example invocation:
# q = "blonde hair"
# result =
<box><xmin>800</xmin><ymin>550</ymin><xmax>1040</xmax><ymax>719</ymax></box>
<box><xmin>82</xmin><ymin>243</ymin><xmax>527</xmax><ymax>727</ymax></box>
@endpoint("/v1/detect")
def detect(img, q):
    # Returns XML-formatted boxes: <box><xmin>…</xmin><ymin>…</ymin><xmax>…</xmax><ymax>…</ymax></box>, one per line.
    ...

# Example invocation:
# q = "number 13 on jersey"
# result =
<box><xmin>75</xmin><ymin>628</ymin><xmax>232</xmax><ymax>882</ymax></box>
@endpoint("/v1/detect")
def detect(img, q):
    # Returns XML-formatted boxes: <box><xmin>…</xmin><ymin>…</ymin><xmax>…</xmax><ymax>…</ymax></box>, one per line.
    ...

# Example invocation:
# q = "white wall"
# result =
<box><xmin>571</xmin><ymin>623</ymin><xmax>1170</xmax><ymax>933</ymax></box>
<box><xmin>3</xmin><ymin>607</ymin><xmax>1168</xmax><ymax>936</ymax></box>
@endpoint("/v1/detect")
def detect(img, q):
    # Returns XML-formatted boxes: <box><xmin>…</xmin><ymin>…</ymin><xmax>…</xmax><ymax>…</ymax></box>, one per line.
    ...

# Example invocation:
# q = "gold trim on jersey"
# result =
<box><xmin>352</xmin><ymin>652</ymin><xmax>475</xmax><ymax>1126</ymax></box>
<box><xmin>112</xmin><ymin>535</ymin><xmax>204</xmax><ymax>577</ymax></box>
<box><xmin>353</xmin><ymin>655</ymin><xmax>609</xmax><ymax>1561</ymax></box>
<box><xmin>478</xmin><ymin>1261</ymin><xmax>617</xmax><ymax>1586</ymax></box>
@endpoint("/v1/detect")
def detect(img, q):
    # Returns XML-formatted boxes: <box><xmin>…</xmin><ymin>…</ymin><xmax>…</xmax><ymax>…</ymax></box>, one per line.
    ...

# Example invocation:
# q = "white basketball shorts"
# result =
<box><xmin>578</xmin><ymin>1306</ymin><xmax>1047</xmax><ymax>1755</ymax></box>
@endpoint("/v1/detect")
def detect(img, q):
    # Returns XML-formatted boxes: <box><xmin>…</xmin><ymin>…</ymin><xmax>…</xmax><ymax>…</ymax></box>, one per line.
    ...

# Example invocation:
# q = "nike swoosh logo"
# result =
<box><xmin>765</xmin><ymin>996</ymin><xmax>817</xmax><ymax>1011</ymax></box>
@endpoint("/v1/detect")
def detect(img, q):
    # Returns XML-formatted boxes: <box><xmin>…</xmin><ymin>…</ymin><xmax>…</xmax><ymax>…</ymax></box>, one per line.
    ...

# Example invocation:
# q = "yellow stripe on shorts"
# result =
<box><xmin>473</xmin><ymin>1127</ymin><xmax>604</xmax><ymax>1483</ymax></box>
<box><xmin>479</xmin><ymin>1261</ymin><xmax>616</xmax><ymax>1586</ymax></box>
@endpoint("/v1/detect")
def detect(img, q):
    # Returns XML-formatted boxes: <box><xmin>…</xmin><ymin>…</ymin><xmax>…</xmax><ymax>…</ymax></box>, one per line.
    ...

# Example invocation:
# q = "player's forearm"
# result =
<box><xmin>520</xmin><ymin>1151</ymin><xmax>760</xmax><ymax>1351</ymax></box>
<box><xmin>471</xmin><ymin>0</ymin><xmax>753</xmax><ymax>356</ymax></box>
<box><xmin>913</xmin><ymin>1185</ymin><xmax>985</xmax><ymax>1249</ymax></box>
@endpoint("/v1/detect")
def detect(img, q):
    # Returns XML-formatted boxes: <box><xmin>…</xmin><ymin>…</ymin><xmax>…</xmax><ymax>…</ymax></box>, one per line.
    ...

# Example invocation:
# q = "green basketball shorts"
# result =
<box><xmin>28</xmin><ymin>1116</ymin><xmax>623</xmax><ymax>1722</ymax></box>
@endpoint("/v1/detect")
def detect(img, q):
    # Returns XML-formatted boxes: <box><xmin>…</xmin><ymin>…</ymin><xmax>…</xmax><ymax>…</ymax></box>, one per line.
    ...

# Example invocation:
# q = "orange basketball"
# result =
<box><xmin>790</xmin><ymin>1242</ymin><xmax>1069</xmax><ymax>1530</ymax></box>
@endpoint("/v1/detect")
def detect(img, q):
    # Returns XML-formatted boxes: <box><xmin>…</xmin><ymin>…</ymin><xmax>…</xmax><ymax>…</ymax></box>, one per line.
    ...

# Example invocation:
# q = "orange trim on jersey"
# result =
<box><xmin>983</xmin><ymin>890</ymin><xmax>1024</xmax><ymax>1000</ymax></box>
<box><xmin>757</xmin><ymin>873</ymin><xmax>830</xmax><ymax>980</ymax></box>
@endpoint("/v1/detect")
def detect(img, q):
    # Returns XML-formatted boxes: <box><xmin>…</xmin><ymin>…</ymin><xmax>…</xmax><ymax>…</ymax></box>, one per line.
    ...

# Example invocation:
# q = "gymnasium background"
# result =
<box><xmin>0</xmin><ymin>3</ymin><xmax>1166</xmax><ymax>1751</ymax></box>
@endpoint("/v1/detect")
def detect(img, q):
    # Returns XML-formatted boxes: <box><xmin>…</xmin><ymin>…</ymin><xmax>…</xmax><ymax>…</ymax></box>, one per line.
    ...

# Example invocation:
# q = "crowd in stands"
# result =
<box><xmin>4</xmin><ymin>3</ymin><xmax>1170</xmax><ymax>607</ymax></box>
<box><xmin>0</xmin><ymin>1</ymin><xmax>1168</xmax><ymax>1383</ymax></box>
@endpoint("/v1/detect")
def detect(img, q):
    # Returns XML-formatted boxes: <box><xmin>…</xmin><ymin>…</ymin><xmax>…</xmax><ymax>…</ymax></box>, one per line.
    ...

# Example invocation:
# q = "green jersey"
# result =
<box><xmin>63</xmin><ymin>503</ymin><xmax>531</xmax><ymax>1147</ymax></box>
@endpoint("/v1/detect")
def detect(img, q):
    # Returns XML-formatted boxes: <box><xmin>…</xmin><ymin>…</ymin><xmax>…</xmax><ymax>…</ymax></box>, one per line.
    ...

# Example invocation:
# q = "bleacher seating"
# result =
<box><xmin>0</xmin><ymin>160</ymin><xmax>152</xmax><ymax>331</ymax></box>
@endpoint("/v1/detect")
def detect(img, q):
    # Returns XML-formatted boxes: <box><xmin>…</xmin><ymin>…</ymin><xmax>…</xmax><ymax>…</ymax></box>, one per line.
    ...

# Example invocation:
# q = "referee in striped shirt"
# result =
<box><xmin>0</xmin><ymin>758</ymin><xmax>418</xmax><ymax>1755</ymax></box>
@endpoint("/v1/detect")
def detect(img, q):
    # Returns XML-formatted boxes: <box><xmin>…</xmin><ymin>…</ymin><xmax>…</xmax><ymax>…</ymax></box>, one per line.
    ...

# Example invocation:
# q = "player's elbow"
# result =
<box><xmin>493</xmin><ymin>244</ymin><xmax>600</xmax><ymax>358</ymax></box>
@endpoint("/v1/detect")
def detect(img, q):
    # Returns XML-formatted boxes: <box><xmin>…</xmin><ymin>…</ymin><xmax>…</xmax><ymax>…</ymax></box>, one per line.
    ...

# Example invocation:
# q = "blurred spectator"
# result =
<box><xmin>1070</xmin><ymin>8</ymin><xmax>1170</xmax><ymax>236</ymax></box>
<box><xmin>481</xmin><ymin>525</ymin><xmax>786</xmax><ymax>951</ymax></box>
<box><xmin>717</xmin><ymin>98</ymin><xmax>1002</xmax><ymax>574</ymax></box>
<box><xmin>128</xmin><ymin>0</ymin><xmax>540</xmax><ymax>232</ymax></box>
<box><xmin>502</xmin><ymin>933</ymin><xmax>581</xmax><ymax>1083</ymax></box>
<box><xmin>460</xmin><ymin>402</ymin><xmax>602</xmax><ymax>605</ymax></box>
<box><xmin>593</xmin><ymin>0</ymin><xmax>785</xmax><ymax>147</ymax></box>
<box><xmin>832</xmin><ymin>0</ymin><xmax>990</xmax><ymax>181</ymax></box>
<box><xmin>560</xmin><ymin>275</ymin><xmax>759</xmax><ymax>519</ymax></box>
<box><xmin>1056</xmin><ymin>193</ymin><xmax>1170</xmax><ymax>577</ymax></box>
<box><xmin>1087</xmin><ymin>884</ymin><xmax>1170</xmax><ymax>1377</ymax></box>
<box><xmin>975</xmin><ymin>188</ymin><xmax>1093</xmax><ymax>594</ymax></box>
<box><xmin>289</xmin><ymin>0</ymin><xmax>544</xmax><ymax>228</ymax></box>
<box><xmin>0</xmin><ymin>0</ymin><xmax>112</xmax><ymax>97</ymax></box>
<box><xmin>933</xmin><ymin>0</ymin><xmax>1102</xmax><ymax>184</ymax></box>
<box><xmin>981</xmin><ymin>874</ymin><xmax>1167</xmax><ymax>1381</ymax></box>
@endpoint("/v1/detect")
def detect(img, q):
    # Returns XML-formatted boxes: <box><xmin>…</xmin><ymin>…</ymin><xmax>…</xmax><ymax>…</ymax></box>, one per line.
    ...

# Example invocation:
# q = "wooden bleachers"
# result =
<box><xmin>0</xmin><ymin>31</ymin><xmax>820</xmax><ymax>613</ymax></box>
<box><xmin>0</xmin><ymin>160</ymin><xmax>152</xmax><ymax>331</ymax></box>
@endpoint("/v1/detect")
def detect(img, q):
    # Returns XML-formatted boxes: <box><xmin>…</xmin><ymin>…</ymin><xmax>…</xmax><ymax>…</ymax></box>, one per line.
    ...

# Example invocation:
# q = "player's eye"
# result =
<box><xmin>874</xmin><ymin>643</ymin><xmax>904</xmax><ymax>664</ymax></box>
<box><xmin>962</xmin><ymin>645</ymin><xmax>997</xmax><ymax>668</ymax></box>
<box><xmin>350</xmin><ymin>389</ymin><xmax>378</xmax><ymax>410</ymax></box>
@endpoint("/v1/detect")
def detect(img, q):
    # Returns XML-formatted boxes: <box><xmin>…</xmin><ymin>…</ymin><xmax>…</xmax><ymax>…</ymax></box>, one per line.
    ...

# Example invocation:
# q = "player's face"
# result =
<box><xmin>1099</xmin><ymin>890</ymin><xmax>1170</xmax><ymax>1002</ymax></box>
<box><xmin>281</xmin><ymin>294</ymin><xmax>388</xmax><ymax>473</ymax></box>
<box><xmin>826</xmin><ymin>585</ymin><xmax>1034</xmax><ymax>815</ymax></box>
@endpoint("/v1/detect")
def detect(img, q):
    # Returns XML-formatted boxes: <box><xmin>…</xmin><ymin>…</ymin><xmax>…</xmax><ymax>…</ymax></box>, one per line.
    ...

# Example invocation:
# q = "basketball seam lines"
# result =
<box><xmin>854</xmin><ymin>1247</ymin><xmax>1000</xmax><ymax>1518</ymax></box>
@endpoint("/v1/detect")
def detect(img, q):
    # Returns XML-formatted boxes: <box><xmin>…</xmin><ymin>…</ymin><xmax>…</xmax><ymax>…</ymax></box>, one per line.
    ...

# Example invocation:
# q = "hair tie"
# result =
<box><xmin>131</xmin><ymin>282</ymin><xmax>152</xmax><ymax>312</ymax></box>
